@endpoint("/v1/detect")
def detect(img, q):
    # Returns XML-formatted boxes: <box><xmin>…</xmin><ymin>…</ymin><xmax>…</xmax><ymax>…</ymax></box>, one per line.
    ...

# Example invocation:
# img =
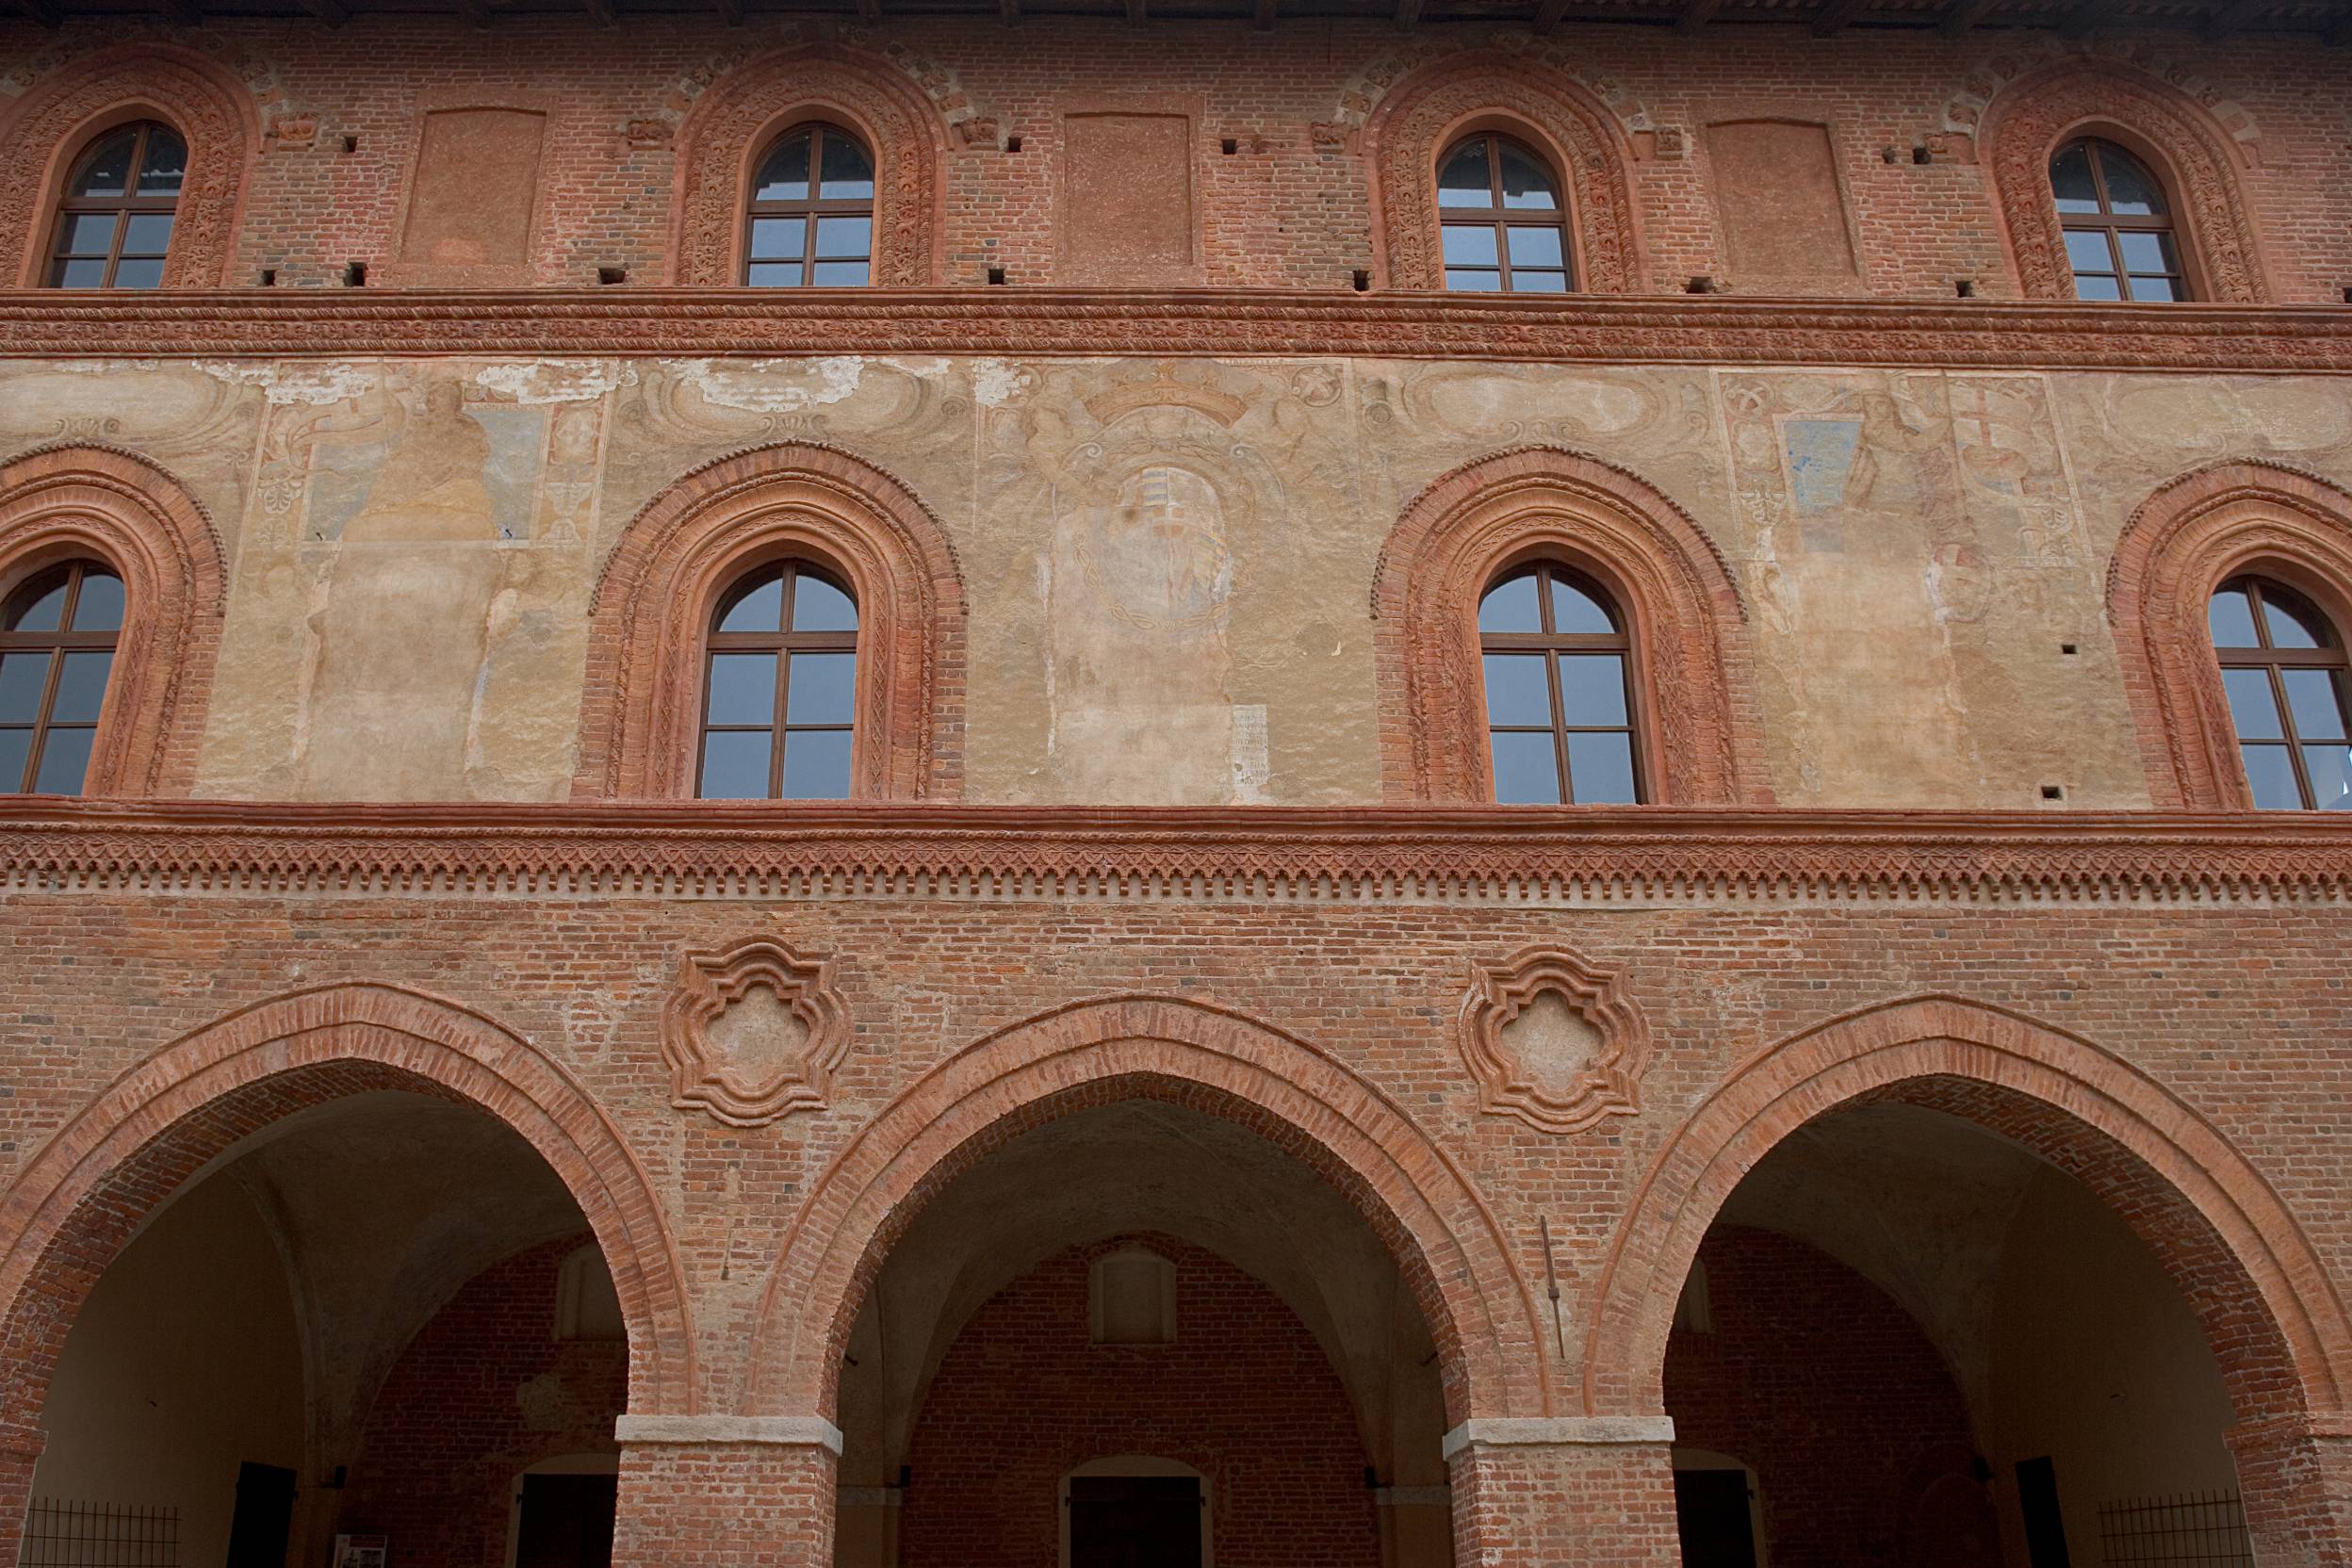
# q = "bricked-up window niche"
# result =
<box><xmin>696</xmin><ymin>558</ymin><xmax>859</xmax><ymax>800</ymax></box>
<box><xmin>0</xmin><ymin>560</ymin><xmax>121</xmax><ymax>793</ymax></box>
<box><xmin>2209</xmin><ymin>577</ymin><xmax>2352</xmax><ymax>810</ymax></box>
<box><xmin>1437</xmin><ymin>133</ymin><xmax>1572</xmax><ymax>293</ymax></box>
<box><xmin>2050</xmin><ymin>139</ymin><xmax>2186</xmax><ymax>302</ymax></box>
<box><xmin>46</xmin><ymin>122</ymin><xmax>182</xmax><ymax>288</ymax></box>
<box><xmin>743</xmin><ymin>122</ymin><xmax>874</xmax><ymax>288</ymax></box>
<box><xmin>1478</xmin><ymin>563</ymin><xmax>1639</xmax><ymax>802</ymax></box>
<box><xmin>553</xmin><ymin>1243</ymin><xmax>627</xmax><ymax>1343</ymax></box>
<box><xmin>1087</xmin><ymin>1247</ymin><xmax>1176</xmax><ymax>1346</ymax></box>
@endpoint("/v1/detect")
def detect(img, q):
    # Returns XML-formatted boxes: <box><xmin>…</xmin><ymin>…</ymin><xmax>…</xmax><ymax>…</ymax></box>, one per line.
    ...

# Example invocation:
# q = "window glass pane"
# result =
<box><xmin>2064</xmin><ymin>230</ymin><xmax>2113</xmax><ymax>271</ymax></box>
<box><xmin>135</xmin><ymin>127</ymin><xmax>187</xmax><ymax>197</ymax></box>
<box><xmin>1497</xmin><ymin>141</ymin><xmax>1559</xmax><ymax>209</ymax></box>
<box><xmin>51</xmin><ymin>258</ymin><xmax>106</xmax><ymax>287</ymax></box>
<box><xmin>1437</xmin><ymin>139</ymin><xmax>1491</xmax><ymax>207</ymax></box>
<box><xmin>6</xmin><ymin>575</ymin><xmax>67</xmax><ymax>630</ymax></box>
<box><xmin>2049</xmin><ymin>143</ymin><xmax>2100</xmax><ymax>212</ymax></box>
<box><xmin>1565</xmin><ymin>732</ymin><xmax>1639</xmax><ymax>804</ymax></box>
<box><xmin>792</xmin><ymin>571</ymin><xmax>858</xmax><ymax>631</ymax></box>
<box><xmin>818</xmin><ymin>130</ymin><xmax>874</xmax><ymax>200</ymax></box>
<box><xmin>1446</xmin><ymin>269</ymin><xmax>1502</xmax><ymax>292</ymax></box>
<box><xmin>1511</xmin><ymin>270</ymin><xmax>1569</xmax><ymax>293</ymax></box>
<box><xmin>699</xmin><ymin>729</ymin><xmax>774</xmax><ymax>798</ymax></box>
<box><xmin>1556</xmin><ymin>653</ymin><xmax>1628</xmax><ymax>727</ymax></box>
<box><xmin>121</xmin><ymin>213</ymin><xmax>174</xmax><ymax>256</ymax></box>
<box><xmin>71</xmin><ymin>571</ymin><xmax>124</xmax><ymax>632</ymax></box>
<box><xmin>1490</xmin><ymin>729</ymin><xmax>1560</xmax><ymax>804</ymax></box>
<box><xmin>2222</xmin><ymin>667</ymin><xmax>2284</xmax><ymax>740</ymax></box>
<box><xmin>746</xmin><ymin>262</ymin><xmax>805</xmax><ymax>288</ymax></box>
<box><xmin>2098</xmin><ymin>145</ymin><xmax>2166</xmax><ymax>216</ymax></box>
<box><xmin>1507</xmin><ymin>226</ymin><xmax>1563</xmax><ymax>268</ymax></box>
<box><xmin>1478</xmin><ymin>571</ymin><xmax>1542</xmax><ymax>632</ymax></box>
<box><xmin>754</xmin><ymin>130</ymin><xmax>812</xmax><ymax>203</ymax></box>
<box><xmin>49</xmin><ymin>650</ymin><xmax>111</xmax><ymax>724</ymax></box>
<box><xmin>2123</xmin><ymin>273</ymin><xmax>2178</xmax><ymax>303</ymax></box>
<box><xmin>2262</xmin><ymin>589</ymin><xmax>2330</xmax><ymax>649</ymax></box>
<box><xmin>2210</xmin><ymin>585</ymin><xmax>2261</xmax><ymax>646</ymax></box>
<box><xmin>786</xmin><ymin>652</ymin><xmax>856</xmax><ymax>725</ymax></box>
<box><xmin>717</xmin><ymin>571</ymin><xmax>783</xmax><ymax>632</ymax></box>
<box><xmin>58</xmin><ymin>213</ymin><xmax>118</xmax><ymax>257</ymax></box>
<box><xmin>2241</xmin><ymin>743</ymin><xmax>2302</xmax><ymax>808</ymax></box>
<box><xmin>2304</xmin><ymin>743</ymin><xmax>2352</xmax><ymax>809</ymax></box>
<box><xmin>706</xmin><ymin>653</ymin><xmax>778</xmax><ymax>727</ymax></box>
<box><xmin>1442</xmin><ymin>225</ymin><xmax>1498</xmax><ymax>267</ymax></box>
<box><xmin>70</xmin><ymin>130</ymin><xmax>137</xmax><ymax>198</ymax></box>
<box><xmin>2282</xmin><ymin>668</ymin><xmax>2348</xmax><ymax>741</ymax></box>
<box><xmin>749</xmin><ymin>218</ymin><xmax>806</xmax><ymax>260</ymax></box>
<box><xmin>109</xmin><ymin>257</ymin><xmax>164</xmax><ymax>290</ymax></box>
<box><xmin>810</xmin><ymin>260</ymin><xmax>870</xmax><ymax>286</ymax></box>
<box><xmin>814</xmin><ymin>216</ymin><xmax>871</xmax><ymax>259</ymax></box>
<box><xmin>32</xmin><ymin>727</ymin><xmax>92</xmax><ymax>795</ymax></box>
<box><xmin>2072</xmin><ymin>273</ymin><xmax>2122</xmax><ymax>302</ymax></box>
<box><xmin>2115</xmin><ymin>231</ymin><xmax>2172</xmax><ymax>274</ymax></box>
<box><xmin>0</xmin><ymin>728</ymin><xmax>28</xmax><ymax>792</ymax></box>
<box><xmin>1549</xmin><ymin>576</ymin><xmax>1615</xmax><ymax>633</ymax></box>
<box><xmin>780</xmin><ymin>728</ymin><xmax>853</xmax><ymax>799</ymax></box>
<box><xmin>1481</xmin><ymin>652</ymin><xmax>1551</xmax><ymax>727</ymax></box>
<box><xmin>0</xmin><ymin>653</ymin><xmax>50</xmax><ymax>722</ymax></box>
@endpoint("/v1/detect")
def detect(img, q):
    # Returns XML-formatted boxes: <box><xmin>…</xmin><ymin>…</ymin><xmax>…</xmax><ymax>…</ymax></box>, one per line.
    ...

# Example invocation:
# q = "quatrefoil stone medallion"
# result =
<box><xmin>1456</xmin><ymin>945</ymin><xmax>1650</xmax><ymax>1135</ymax></box>
<box><xmin>660</xmin><ymin>937</ymin><xmax>851</xmax><ymax>1127</ymax></box>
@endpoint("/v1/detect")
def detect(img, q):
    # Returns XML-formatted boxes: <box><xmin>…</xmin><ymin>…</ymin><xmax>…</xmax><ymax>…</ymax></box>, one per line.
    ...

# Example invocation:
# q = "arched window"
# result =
<box><xmin>1478</xmin><ymin>563</ymin><xmax>1640</xmax><ymax>804</ymax></box>
<box><xmin>2049</xmin><ymin>138</ymin><xmax>2186</xmax><ymax>302</ymax></box>
<box><xmin>696</xmin><ymin>559</ymin><xmax>858</xmax><ymax>799</ymax></box>
<box><xmin>1436</xmin><ymin>132</ymin><xmax>1572</xmax><ymax>294</ymax></box>
<box><xmin>47</xmin><ymin>121</ymin><xmax>185</xmax><ymax>289</ymax></box>
<box><xmin>1</xmin><ymin>559</ymin><xmax>123</xmax><ymax>794</ymax></box>
<box><xmin>743</xmin><ymin>122</ymin><xmax>874</xmax><ymax>288</ymax></box>
<box><xmin>2210</xmin><ymin>576</ymin><xmax>2351</xmax><ymax>810</ymax></box>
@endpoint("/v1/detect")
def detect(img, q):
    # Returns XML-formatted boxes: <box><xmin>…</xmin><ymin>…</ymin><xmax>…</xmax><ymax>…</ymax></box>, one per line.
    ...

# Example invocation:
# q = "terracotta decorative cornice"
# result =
<box><xmin>0</xmin><ymin>291</ymin><xmax>2349</xmax><ymax>372</ymax></box>
<box><xmin>7</xmin><ymin>800</ymin><xmax>2352</xmax><ymax>905</ymax></box>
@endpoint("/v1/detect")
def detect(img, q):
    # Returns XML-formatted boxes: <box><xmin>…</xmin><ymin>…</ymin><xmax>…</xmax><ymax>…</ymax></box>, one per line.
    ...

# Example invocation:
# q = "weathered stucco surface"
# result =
<box><xmin>7</xmin><ymin>354</ymin><xmax>2345</xmax><ymax>807</ymax></box>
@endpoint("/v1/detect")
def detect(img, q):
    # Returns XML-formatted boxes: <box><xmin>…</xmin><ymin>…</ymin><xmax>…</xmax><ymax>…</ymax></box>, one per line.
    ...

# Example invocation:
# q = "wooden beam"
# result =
<box><xmin>581</xmin><ymin>0</ymin><xmax>615</xmax><ymax>24</ymax></box>
<box><xmin>1531</xmin><ymin>0</ymin><xmax>1570</xmax><ymax>31</ymax></box>
<box><xmin>1809</xmin><ymin>0</ymin><xmax>1867</xmax><ymax>33</ymax></box>
<box><xmin>159</xmin><ymin>0</ymin><xmax>201</xmax><ymax>24</ymax></box>
<box><xmin>1250</xmin><ymin>0</ymin><xmax>1275</xmax><ymax>27</ymax></box>
<box><xmin>856</xmin><ymin>0</ymin><xmax>881</xmax><ymax>23</ymax></box>
<box><xmin>299</xmin><ymin>0</ymin><xmax>351</xmax><ymax>23</ymax></box>
<box><xmin>2199</xmin><ymin>0</ymin><xmax>2267</xmax><ymax>39</ymax></box>
<box><xmin>999</xmin><ymin>0</ymin><xmax>1017</xmax><ymax>23</ymax></box>
<box><xmin>1936</xmin><ymin>0</ymin><xmax>1997</xmax><ymax>32</ymax></box>
<box><xmin>1394</xmin><ymin>0</ymin><xmax>1421</xmax><ymax>26</ymax></box>
<box><xmin>712</xmin><ymin>0</ymin><xmax>743</xmax><ymax>24</ymax></box>
<box><xmin>456</xmin><ymin>0</ymin><xmax>491</xmax><ymax>28</ymax></box>
<box><xmin>1125</xmin><ymin>0</ymin><xmax>1144</xmax><ymax>21</ymax></box>
<box><xmin>1674</xmin><ymin>0</ymin><xmax>1723</xmax><ymax>30</ymax></box>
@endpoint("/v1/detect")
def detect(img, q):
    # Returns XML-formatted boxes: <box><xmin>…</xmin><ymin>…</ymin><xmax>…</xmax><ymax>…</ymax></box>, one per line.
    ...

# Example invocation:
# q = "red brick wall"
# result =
<box><xmin>898</xmin><ymin>1233</ymin><xmax>1381</xmax><ymax>1567</ymax></box>
<box><xmin>338</xmin><ymin>1235</ymin><xmax>627</xmax><ymax>1568</ymax></box>
<box><xmin>1664</xmin><ymin>1224</ymin><xmax>1979</xmax><ymax>1567</ymax></box>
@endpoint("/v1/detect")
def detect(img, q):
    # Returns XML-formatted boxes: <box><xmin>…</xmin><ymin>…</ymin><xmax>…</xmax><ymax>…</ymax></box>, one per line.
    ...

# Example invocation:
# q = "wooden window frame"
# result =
<box><xmin>696</xmin><ymin>559</ymin><xmax>859</xmax><ymax>800</ymax></box>
<box><xmin>0</xmin><ymin>560</ymin><xmax>120</xmax><ymax>794</ymax></box>
<box><xmin>741</xmin><ymin>121</ymin><xmax>874</xmax><ymax>289</ymax></box>
<box><xmin>2212</xmin><ymin>575</ymin><xmax>2352</xmax><ymax>810</ymax></box>
<box><xmin>1478</xmin><ymin>561</ymin><xmax>1643</xmax><ymax>804</ymax></box>
<box><xmin>44</xmin><ymin>121</ymin><xmax>181</xmax><ymax>290</ymax></box>
<box><xmin>1437</xmin><ymin>132</ymin><xmax>1574</xmax><ymax>295</ymax></box>
<box><xmin>2051</xmin><ymin>137</ymin><xmax>2188</xmax><ymax>304</ymax></box>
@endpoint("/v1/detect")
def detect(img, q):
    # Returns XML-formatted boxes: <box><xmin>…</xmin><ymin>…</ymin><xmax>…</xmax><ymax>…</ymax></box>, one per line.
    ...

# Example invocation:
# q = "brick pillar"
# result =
<box><xmin>1444</xmin><ymin>1417</ymin><xmax>1684</xmax><ymax>1568</ymax></box>
<box><xmin>0</xmin><ymin>1421</ymin><xmax>42</xmax><ymax>1568</ymax></box>
<box><xmin>612</xmin><ymin>1415</ymin><xmax>841</xmax><ymax>1568</ymax></box>
<box><xmin>2229</xmin><ymin>1414</ymin><xmax>2352</xmax><ymax>1567</ymax></box>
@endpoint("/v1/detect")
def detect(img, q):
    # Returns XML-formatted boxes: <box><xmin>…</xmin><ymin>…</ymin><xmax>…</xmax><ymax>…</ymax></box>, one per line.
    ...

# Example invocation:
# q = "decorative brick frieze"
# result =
<box><xmin>1456</xmin><ymin>945</ymin><xmax>1649</xmax><ymax>1136</ymax></box>
<box><xmin>660</xmin><ymin>936</ymin><xmax>851</xmax><ymax>1127</ymax></box>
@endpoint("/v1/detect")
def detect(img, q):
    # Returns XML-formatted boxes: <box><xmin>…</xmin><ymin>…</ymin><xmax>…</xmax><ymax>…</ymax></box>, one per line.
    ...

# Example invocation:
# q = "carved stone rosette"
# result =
<box><xmin>660</xmin><ymin>937</ymin><xmax>851</xmax><ymax>1127</ymax></box>
<box><xmin>1456</xmin><ymin>945</ymin><xmax>1649</xmax><ymax>1135</ymax></box>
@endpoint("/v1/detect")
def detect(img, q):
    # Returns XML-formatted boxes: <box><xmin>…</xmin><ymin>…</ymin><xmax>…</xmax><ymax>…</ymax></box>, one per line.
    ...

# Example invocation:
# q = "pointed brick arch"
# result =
<box><xmin>1981</xmin><ymin>60</ymin><xmax>2268</xmax><ymax>303</ymax></box>
<box><xmin>0</xmin><ymin>445</ymin><xmax>225</xmax><ymax>796</ymax></box>
<box><xmin>1371</xmin><ymin>446</ymin><xmax>1769</xmax><ymax>805</ymax></box>
<box><xmin>1362</xmin><ymin>53</ymin><xmax>1643</xmax><ymax>294</ymax></box>
<box><xmin>0</xmin><ymin>46</ymin><xmax>258</xmax><ymax>289</ymax></box>
<box><xmin>746</xmin><ymin>995</ymin><xmax>1547</xmax><ymax>1429</ymax></box>
<box><xmin>2107</xmin><ymin>459</ymin><xmax>2352</xmax><ymax>808</ymax></box>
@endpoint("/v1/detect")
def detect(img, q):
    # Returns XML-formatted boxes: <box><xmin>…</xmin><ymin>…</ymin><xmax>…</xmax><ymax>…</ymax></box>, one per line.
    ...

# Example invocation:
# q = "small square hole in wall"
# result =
<box><xmin>1220</xmin><ymin>137</ymin><xmax>1238</xmax><ymax>155</ymax></box>
<box><xmin>341</xmin><ymin>134</ymin><xmax>359</xmax><ymax>155</ymax></box>
<box><xmin>2343</xmin><ymin>286</ymin><xmax>2352</xmax><ymax>304</ymax></box>
<box><xmin>1351</xmin><ymin>269</ymin><xmax>1369</xmax><ymax>292</ymax></box>
<box><xmin>987</xmin><ymin>266</ymin><xmax>1006</xmax><ymax>286</ymax></box>
<box><xmin>342</xmin><ymin>260</ymin><xmax>368</xmax><ymax>286</ymax></box>
<box><xmin>1954</xmin><ymin>279</ymin><xmax>1976</xmax><ymax>298</ymax></box>
<box><xmin>1005</xmin><ymin>135</ymin><xmax>1022</xmax><ymax>153</ymax></box>
<box><xmin>1912</xmin><ymin>144</ymin><xmax>1933</xmax><ymax>165</ymax></box>
<box><xmin>258</xmin><ymin>268</ymin><xmax>277</xmax><ymax>286</ymax></box>
<box><xmin>2061</xmin><ymin>642</ymin><xmax>2080</xmax><ymax>656</ymax></box>
<box><xmin>2040</xmin><ymin>784</ymin><xmax>2066</xmax><ymax>802</ymax></box>
<box><xmin>597</xmin><ymin>266</ymin><xmax>627</xmax><ymax>286</ymax></box>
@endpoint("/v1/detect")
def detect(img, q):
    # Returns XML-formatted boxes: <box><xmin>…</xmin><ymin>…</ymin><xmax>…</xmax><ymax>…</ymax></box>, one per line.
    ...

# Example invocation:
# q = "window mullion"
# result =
<box><xmin>24</xmin><ymin>645</ymin><xmax>65</xmax><ymax>792</ymax></box>
<box><xmin>2271</xmin><ymin>661</ymin><xmax>2319</xmax><ymax>809</ymax></box>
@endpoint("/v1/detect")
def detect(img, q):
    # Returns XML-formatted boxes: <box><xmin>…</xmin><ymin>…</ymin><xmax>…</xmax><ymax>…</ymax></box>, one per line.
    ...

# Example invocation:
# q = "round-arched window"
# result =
<box><xmin>48</xmin><ymin>121</ymin><xmax>185</xmax><ymax>289</ymax></box>
<box><xmin>696</xmin><ymin>559</ymin><xmax>859</xmax><ymax>799</ymax></box>
<box><xmin>1477</xmin><ymin>562</ymin><xmax>1640</xmax><ymax>803</ymax></box>
<box><xmin>2049</xmin><ymin>138</ymin><xmax>2186</xmax><ymax>302</ymax></box>
<box><xmin>0</xmin><ymin>559</ymin><xmax>124</xmax><ymax>793</ymax></box>
<box><xmin>743</xmin><ymin>122</ymin><xmax>875</xmax><ymax>287</ymax></box>
<box><xmin>1435</xmin><ymin>132</ymin><xmax>1572</xmax><ymax>294</ymax></box>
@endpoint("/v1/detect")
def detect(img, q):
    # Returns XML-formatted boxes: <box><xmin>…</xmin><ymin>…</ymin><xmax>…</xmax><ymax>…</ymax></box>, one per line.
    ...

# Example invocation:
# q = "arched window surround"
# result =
<box><xmin>1362</xmin><ymin>56</ymin><xmax>1642</xmax><ymax>294</ymax></box>
<box><xmin>0</xmin><ymin>48</ymin><xmax>257</xmax><ymax>290</ymax></box>
<box><xmin>1981</xmin><ymin>62</ymin><xmax>2268</xmax><ymax>304</ymax></box>
<box><xmin>575</xmin><ymin>444</ymin><xmax>963</xmax><ymax>803</ymax></box>
<box><xmin>669</xmin><ymin>46</ymin><xmax>944</xmax><ymax>288</ymax></box>
<box><xmin>0</xmin><ymin>445</ymin><xmax>223</xmax><ymax>797</ymax></box>
<box><xmin>1372</xmin><ymin>448</ymin><xmax>1770</xmax><ymax>807</ymax></box>
<box><xmin>2108</xmin><ymin>460</ymin><xmax>2352</xmax><ymax>809</ymax></box>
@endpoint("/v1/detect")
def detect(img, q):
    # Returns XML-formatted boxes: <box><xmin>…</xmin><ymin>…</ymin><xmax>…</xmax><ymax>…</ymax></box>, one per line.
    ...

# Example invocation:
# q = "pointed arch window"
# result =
<box><xmin>2049</xmin><ymin>138</ymin><xmax>2186</xmax><ymax>302</ymax></box>
<box><xmin>743</xmin><ymin>122</ymin><xmax>874</xmax><ymax>288</ymax></box>
<box><xmin>1436</xmin><ymin>133</ymin><xmax>1572</xmax><ymax>294</ymax></box>
<box><xmin>2211</xmin><ymin>576</ymin><xmax>2352</xmax><ymax>810</ymax></box>
<box><xmin>48</xmin><ymin>121</ymin><xmax>185</xmax><ymax>289</ymax></box>
<box><xmin>1</xmin><ymin>560</ymin><xmax>123</xmax><ymax>793</ymax></box>
<box><xmin>1478</xmin><ymin>563</ymin><xmax>1641</xmax><ymax>804</ymax></box>
<box><xmin>696</xmin><ymin>559</ymin><xmax>858</xmax><ymax>800</ymax></box>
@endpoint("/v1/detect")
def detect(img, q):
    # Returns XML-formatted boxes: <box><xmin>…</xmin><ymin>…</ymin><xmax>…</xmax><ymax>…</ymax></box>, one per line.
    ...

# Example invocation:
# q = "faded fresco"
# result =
<box><xmin>0</xmin><ymin>354</ymin><xmax>2344</xmax><ymax>808</ymax></box>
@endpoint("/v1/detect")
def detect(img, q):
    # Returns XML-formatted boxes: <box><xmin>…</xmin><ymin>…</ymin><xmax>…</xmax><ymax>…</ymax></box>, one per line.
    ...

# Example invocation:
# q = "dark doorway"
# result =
<box><xmin>224</xmin><ymin>1462</ymin><xmax>297</xmax><ymax>1568</ymax></box>
<box><xmin>1069</xmin><ymin>1475</ymin><xmax>1202</xmax><ymax>1568</ymax></box>
<box><xmin>514</xmin><ymin>1473</ymin><xmax>618</xmax><ymax>1568</ymax></box>
<box><xmin>1673</xmin><ymin>1467</ymin><xmax>1758</xmax><ymax>1568</ymax></box>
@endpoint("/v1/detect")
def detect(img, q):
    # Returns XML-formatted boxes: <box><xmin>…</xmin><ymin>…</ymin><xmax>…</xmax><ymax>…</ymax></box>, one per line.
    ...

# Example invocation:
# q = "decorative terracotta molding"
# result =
<box><xmin>1362</xmin><ymin>54</ymin><xmax>1642</xmax><ymax>293</ymax></box>
<box><xmin>574</xmin><ymin>443</ymin><xmax>964</xmax><ymax>803</ymax></box>
<box><xmin>2107</xmin><ymin>460</ymin><xmax>2352</xmax><ymax>809</ymax></box>
<box><xmin>661</xmin><ymin>936</ymin><xmax>852</xmax><ymax>1127</ymax></box>
<box><xmin>0</xmin><ymin>291</ymin><xmax>2340</xmax><ymax>370</ymax></box>
<box><xmin>0</xmin><ymin>445</ymin><xmax>225</xmax><ymax>797</ymax></box>
<box><xmin>1457</xmin><ymin>945</ymin><xmax>1648</xmax><ymax>1135</ymax></box>
<box><xmin>8</xmin><ymin>801</ymin><xmax>2352</xmax><ymax>906</ymax></box>
<box><xmin>0</xmin><ymin>47</ymin><xmax>259</xmax><ymax>289</ymax></box>
<box><xmin>1372</xmin><ymin>447</ymin><xmax>1770</xmax><ymax>807</ymax></box>
<box><xmin>1980</xmin><ymin>61</ymin><xmax>2268</xmax><ymax>303</ymax></box>
<box><xmin>669</xmin><ymin>45</ymin><xmax>945</xmax><ymax>287</ymax></box>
